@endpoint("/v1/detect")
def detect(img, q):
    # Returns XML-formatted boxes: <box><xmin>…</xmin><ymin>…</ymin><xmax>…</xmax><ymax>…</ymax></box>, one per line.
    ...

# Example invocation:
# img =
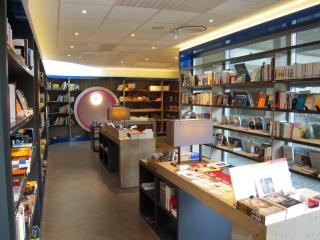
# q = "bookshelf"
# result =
<box><xmin>179</xmin><ymin>24</ymin><xmax>320</xmax><ymax>182</ymax></box>
<box><xmin>139</xmin><ymin>161</ymin><xmax>178</xmax><ymax>240</ymax></box>
<box><xmin>47</xmin><ymin>77</ymin><xmax>179</xmax><ymax>141</ymax></box>
<box><xmin>0</xmin><ymin>0</ymin><xmax>49</xmax><ymax>238</ymax></box>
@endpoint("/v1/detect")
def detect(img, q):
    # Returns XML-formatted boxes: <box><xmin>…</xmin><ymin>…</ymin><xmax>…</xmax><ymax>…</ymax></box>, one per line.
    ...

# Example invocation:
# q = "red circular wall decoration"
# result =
<box><xmin>74</xmin><ymin>87</ymin><xmax>119</xmax><ymax>131</ymax></box>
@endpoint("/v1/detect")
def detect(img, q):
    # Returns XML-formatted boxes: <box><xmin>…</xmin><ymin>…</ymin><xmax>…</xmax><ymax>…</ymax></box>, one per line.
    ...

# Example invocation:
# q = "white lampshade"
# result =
<box><xmin>166</xmin><ymin>119</ymin><xmax>213</xmax><ymax>147</ymax></box>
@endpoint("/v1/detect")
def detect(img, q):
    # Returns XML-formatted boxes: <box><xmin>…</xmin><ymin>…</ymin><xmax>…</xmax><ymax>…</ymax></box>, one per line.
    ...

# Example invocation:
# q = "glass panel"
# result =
<box><xmin>229</xmin><ymin>36</ymin><xmax>286</xmax><ymax>58</ymax></box>
<box><xmin>296</xmin><ymin>26</ymin><xmax>320</xmax><ymax>45</ymax></box>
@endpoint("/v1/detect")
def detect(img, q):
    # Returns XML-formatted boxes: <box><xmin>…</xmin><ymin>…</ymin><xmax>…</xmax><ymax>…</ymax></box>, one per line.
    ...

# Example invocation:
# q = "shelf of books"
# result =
<box><xmin>117</xmin><ymin>79</ymin><xmax>179</xmax><ymax>136</ymax></box>
<box><xmin>0</xmin><ymin>1</ymin><xmax>49</xmax><ymax>238</ymax></box>
<box><xmin>179</xmin><ymin>25</ymin><xmax>320</xmax><ymax>184</ymax></box>
<box><xmin>139</xmin><ymin>160</ymin><xmax>178</xmax><ymax>240</ymax></box>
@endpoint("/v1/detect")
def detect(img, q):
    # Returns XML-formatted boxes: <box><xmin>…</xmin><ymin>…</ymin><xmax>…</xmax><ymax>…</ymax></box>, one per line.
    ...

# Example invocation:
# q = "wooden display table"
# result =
<box><xmin>99</xmin><ymin>126</ymin><xmax>155</xmax><ymax>188</ymax></box>
<box><xmin>139</xmin><ymin>159</ymin><xmax>320</xmax><ymax>240</ymax></box>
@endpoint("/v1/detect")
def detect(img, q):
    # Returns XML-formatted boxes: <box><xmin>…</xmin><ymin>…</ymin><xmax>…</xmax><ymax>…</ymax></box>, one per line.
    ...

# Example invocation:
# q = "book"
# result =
<box><xmin>264</xmin><ymin>192</ymin><xmax>305</xmax><ymax>219</ymax></box>
<box><xmin>304</xmin><ymin>94</ymin><xmax>315</xmax><ymax>110</ymax></box>
<box><xmin>9</xmin><ymin>83</ymin><xmax>16</xmax><ymax>123</ymax></box>
<box><xmin>16</xmin><ymin>90</ymin><xmax>29</xmax><ymax>111</ymax></box>
<box><xmin>11</xmin><ymin>128</ymin><xmax>33</xmax><ymax>148</ymax></box>
<box><xmin>11</xmin><ymin>147</ymin><xmax>31</xmax><ymax>157</ymax></box>
<box><xmin>237</xmin><ymin>197</ymin><xmax>286</xmax><ymax>225</ymax></box>
<box><xmin>313</xmin><ymin>94</ymin><xmax>320</xmax><ymax>111</ymax></box>
<box><xmin>282</xmin><ymin>146</ymin><xmax>294</xmax><ymax>163</ymax></box>
<box><xmin>228</xmin><ymin>137</ymin><xmax>242</xmax><ymax>151</ymax></box>
<box><xmin>295</xmin><ymin>93</ymin><xmax>307</xmax><ymax>110</ymax></box>
<box><xmin>257</xmin><ymin>93</ymin><xmax>267</xmax><ymax>108</ymax></box>
<box><xmin>234</xmin><ymin>63</ymin><xmax>251</xmax><ymax>82</ymax></box>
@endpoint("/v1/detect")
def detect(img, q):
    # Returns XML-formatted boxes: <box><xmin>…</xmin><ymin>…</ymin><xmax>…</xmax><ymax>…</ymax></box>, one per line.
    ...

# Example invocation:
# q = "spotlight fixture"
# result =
<box><xmin>145</xmin><ymin>58</ymin><xmax>149</xmax><ymax>61</ymax></box>
<box><xmin>151</xmin><ymin>46</ymin><xmax>156</xmax><ymax>50</ymax></box>
<box><xmin>131</xmin><ymin>33</ymin><xmax>135</xmax><ymax>37</ymax></box>
<box><xmin>67</xmin><ymin>54</ymin><xmax>71</xmax><ymax>57</ymax></box>
<box><xmin>174</xmin><ymin>56</ymin><xmax>178</xmax><ymax>60</ymax></box>
<box><xmin>121</xmin><ymin>60</ymin><xmax>124</xmax><ymax>64</ymax></box>
<box><xmin>70</xmin><ymin>45</ymin><xmax>74</xmax><ymax>49</ymax></box>
<box><xmin>174</xmin><ymin>36</ymin><xmax>179</xmax><ymax>39</ymax></box>
<box><xmin>82</xmin><ymin>9</ymin><xmax>87</xmax><ymax>14</ymax></box>
<box><xmin>209</xmin><ymin>19</ymin><xmax>214</xmax><ymax>23</ymax></box>
<box><xmin>75</xmin><ymin>32</ymin><xmax>79</xmax><ymax>36</ymax></box>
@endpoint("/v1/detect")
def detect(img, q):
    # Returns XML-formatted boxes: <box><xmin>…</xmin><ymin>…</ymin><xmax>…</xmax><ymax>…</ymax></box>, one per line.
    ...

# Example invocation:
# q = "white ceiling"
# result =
<box><xmin>25</xmin><ymin>0</ymin><xmax>282</xmax><ymax>69</ymax></box>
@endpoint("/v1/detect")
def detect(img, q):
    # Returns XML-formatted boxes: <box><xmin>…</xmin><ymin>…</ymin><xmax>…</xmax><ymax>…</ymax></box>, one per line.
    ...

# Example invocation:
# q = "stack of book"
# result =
<box><xmin>275</xmin><ymin>62</ymin><xmax>320</xmax><ymax>79</ymax></box>
<box><xmin>269</xmin><ymin>121</ymin><xmax>293</xmax><ymax>138</ymax></box>
<box><xmin>9</xmin><ymin>84</ymin><xmax>33</xmax><ymax>123</ymax></box>
<box><xmin>159</xmin><ymin>182</ymin><xmax>177</xmax><ymax>217</ymax></box>
<box><xmin>193</xmin><ymin>92</ymin><xmax>213</xmax><ymax>105</ymax></box>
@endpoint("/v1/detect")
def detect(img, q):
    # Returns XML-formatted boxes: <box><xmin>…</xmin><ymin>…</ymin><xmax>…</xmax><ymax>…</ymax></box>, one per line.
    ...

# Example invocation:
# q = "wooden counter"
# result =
<box><xmin>140</xmin><ymin>159</ymin><xmax>320</xmax><ymax>240</ymax></box>
<box><xmin>99</xmin><ymin>126</ymin><xmax>155</xmax><ymax>188</ymax></box>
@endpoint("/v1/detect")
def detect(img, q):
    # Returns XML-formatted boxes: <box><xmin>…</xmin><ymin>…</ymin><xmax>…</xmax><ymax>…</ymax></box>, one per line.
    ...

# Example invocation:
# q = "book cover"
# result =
<box><xmin>258</xmin><ymin>93</ymin><xmax>267</xmax><ymax>108</ymax></box>
<box><xmin>237</xmin><ymin>197</ymin><xmax>286</xmax><ymax>225</ymax></box>
<box><xmin>264</xmin><ymin>192</ymin><xmax>305</xmax><ymax>219</ymax></box>
<box><xmin>9</xmin><ymin>84</ymin><xmax>16</xmax><ymax>123</ymax></box>
<box><xmin>304</xmin><ymin>94</ymin><xmax>315</xmax><ymax>110</ymax></box>
<box><xmin>295</xmin><ymin>94</ymin><xmax>307</xmax><ymax>110</ymax></box>
<box><xmin>234</xmin><ymin>63</ymin><xmax>251</xmax><ymax>82</ymax></box>
<box><xmin>313</xmin><ymin>94</ymin><xmax>320</xmax><ymax>111</ymax></box>
<box><xmin>11</xmin><ymin>147</ymin><xmax>31</xmax><ymax>158</ymax></box>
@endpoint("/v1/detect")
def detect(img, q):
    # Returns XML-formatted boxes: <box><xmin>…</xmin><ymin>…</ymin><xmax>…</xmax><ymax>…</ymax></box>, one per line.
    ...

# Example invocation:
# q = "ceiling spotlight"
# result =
<box><xmin>174</xmin><ymin>36</ymin><xmax>178</xmax><ymax>39</ymax></box>
<box><xmin>131</xmin><ymin>33</ymin><xmax>135</xmax><ymax>37</ymax></box>
<box><xmin>82</xmin><ymin>9</ymin><xmax>87</xmax><ymax>14</ymax></box>
<box><xmin>174</xmin><ymin>56</ymin><xmax>178</xmax><ymax>60</ymax></box>
<box><xmin>209</xmin><ymin>19</ymin><xmax>214</xmax><ymax>23</ymax></box>
<box><xmin>67</xmin><ymin>54</ymin><xmax>71</xmax><ymax>57</ymax></box>
<box><xmin>70</xmin><ymin>45</ymin><xmax>74</xmax><ymax>49</ymax></box>
<box><xmin>121</xmin><ymin>60</ymin><xmax>124</xmax><ymax>64</ymax></box>
<box><xmin>145</xmin><ymin>58</ymin><xmax>149</xmax><ymax>61</ymax></box>
<box><xmin>151</xmin><ymin>46</ymin><xmax>156</xmax><ymax>50</ymax></box>
<box><xmin>74</xmin><ymin>32</ymin><xmax>79</xmax><ymax>36</ymax></box>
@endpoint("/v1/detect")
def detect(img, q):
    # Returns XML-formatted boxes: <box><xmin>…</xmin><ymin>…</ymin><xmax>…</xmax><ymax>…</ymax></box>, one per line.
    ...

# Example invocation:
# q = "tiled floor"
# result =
<box><xmin>41</xmin><ymin>141</ymin><xmax>159</xmax><ymax>240</ymax></box>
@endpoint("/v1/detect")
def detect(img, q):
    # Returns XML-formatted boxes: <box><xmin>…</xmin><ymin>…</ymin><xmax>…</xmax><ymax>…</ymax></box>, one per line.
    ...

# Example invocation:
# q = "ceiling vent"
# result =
<box><xmin>83</xmin><ymin>44</ymin><xmax>116</xmax><ymax>54</ymax></box>
<box><xmin>175</xmin><ymin>26</ymin><xmax>207</xmax><ymax>34</ymax></box>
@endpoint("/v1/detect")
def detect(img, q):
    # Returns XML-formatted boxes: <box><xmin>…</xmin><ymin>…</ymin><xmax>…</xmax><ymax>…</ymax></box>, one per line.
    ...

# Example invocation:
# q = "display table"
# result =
<box><xmin>99</xmin><ymin>126</ymin><xmax>155</xmax><ymax>188</ymax></box>
<box><xmin>139</xmin><ymin>159</ymin><xmax>320</xmax><ymax>240</ymax></box>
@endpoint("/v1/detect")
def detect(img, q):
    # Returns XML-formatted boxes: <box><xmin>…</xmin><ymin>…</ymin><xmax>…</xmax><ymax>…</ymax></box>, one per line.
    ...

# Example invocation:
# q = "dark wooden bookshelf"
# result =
<box><xmin>7</xmin><ymin>45</ymin><xmax>34</xmax><ymax>78</ymax></box>
<box><xmin>10</xmin><ymin>114</ymin><xmax>34</xmax><ymax>136</ymax></box>
<box><xmin>139</xmin><ymin>161</ymin><xmax>178</xmax><ymax>240</ymax></box>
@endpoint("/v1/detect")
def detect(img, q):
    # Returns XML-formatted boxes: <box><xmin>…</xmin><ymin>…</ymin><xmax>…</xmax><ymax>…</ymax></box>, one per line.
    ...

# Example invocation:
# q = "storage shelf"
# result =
<box><xmin>131</xmin><ymin>108</ymin><xmax>162</xmax><ymax>113</ymax></box>
<box><xmin>47</xmin><ymin>101</ymin><xmax>69</xmax><ymax>105</ymax></box>
<box><xmin>48</xmin><ymin>112</ymin><xmax>70</xmax><ymax>116</ymax></box>
<box><xmin>205</xmin><ymin>144</ymin><xmax>264</xmax><ymax>162</ymax></box>
<box><xmin>180</xmin><ymin>39</ymin><xmax>320</xmax><ymax>71</ymax></box>
<box><xmin>183</xmin><ymin>104</ymin><xmax>320</xmax><ymax>114</ymax></box>
<box><xmin>121</xmin><ymin>100</ymin><xmax>162</xmax><ymax>103</ymax></box>
<box><xmin>10</xmin><ymin>114</ymin><xmax>34</xmax><ymax>136</ymax></box>
<box><xmin>47</xmin><ymin>89</ymin><xmax>68</xmax><ymax>93</ymax></box>
<box><xmin>140</xmin><ymin>187</ymin><xmax>155</xmax><ymax>201</ymax></box>
<box><xmin>7</xmin><ymin>46</ymin><xmax>34</xmax><ymax>78</ymax></box>
<box><xmin>213</xmin><ymin>124</ymin><xmax>320</xmax><ymax>148</ymax></box>
<box><xmin>289</xmin><ymin>166</ymin><xmax>320</xmax><ymax>181</ymax></box>
<box><xmin>155</xmin><ymin>201</ymin><xmax>177</xmax><ymax>222</ymax></box>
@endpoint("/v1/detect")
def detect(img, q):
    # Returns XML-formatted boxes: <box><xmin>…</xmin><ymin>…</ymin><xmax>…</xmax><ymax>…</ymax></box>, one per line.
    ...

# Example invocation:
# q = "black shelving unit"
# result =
<box><xmin>139</xmin><ymin>161</ymin><xmax>178</xmax><ymax>240</ymax></box>
<box><xmin>0</xmin><ymin>1</ymin><xmax>49</xmax><ymax>238</ymax></box>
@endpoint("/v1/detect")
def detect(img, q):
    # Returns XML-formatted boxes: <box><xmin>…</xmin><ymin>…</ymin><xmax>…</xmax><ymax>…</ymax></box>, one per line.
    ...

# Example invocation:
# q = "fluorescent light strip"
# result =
<box><xmin>178</xmin><ymin>0</ymin><xmax>320</xmax><ymax>51</ymax></box>
<box><xmin>43</xmin><ymin>60</ymin><xmax>179</xmax><ymax>78</ymax></box>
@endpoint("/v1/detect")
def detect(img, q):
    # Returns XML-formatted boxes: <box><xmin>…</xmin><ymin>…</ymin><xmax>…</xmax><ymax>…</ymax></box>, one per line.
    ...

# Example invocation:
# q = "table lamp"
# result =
<box><xmin>166</xmin><ymin>119</ymin><xmax>213</xmax><ymax>165</ymax></box>
<box><xmin>107</xmin><ymin>106</ymin><xmax>130</xmax><ymax>128</ymax></box>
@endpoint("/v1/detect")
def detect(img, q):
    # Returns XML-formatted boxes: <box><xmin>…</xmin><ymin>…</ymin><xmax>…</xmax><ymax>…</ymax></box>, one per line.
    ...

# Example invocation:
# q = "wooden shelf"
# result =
<box><xmin>289</xmin><ymin>165</ymin><xmax>320</xmax><ymax>181</ymax></box>
<box><xmin>48</xmin><ymin>112</ymin><xmax>70</xmax><ymax>116</ymax></box>
<box><xmin>213</xmin><ymin>124</ymin><xmax>320</xmax><ymax>148</ymax></box>
<box><xmin>205</xmin><ymin>144</ymin><xmax>264</xmax><ymax>162</ymax></box>
<box><xmin>48</xmin><ymin>89</ymin><xmax>68</xmax><ymax>93</ymax></box>
<box><xmin>130</xmin><ymin>108</ymin><xmax>162</xmax><ymax>113</ymax></box>
<box><xmin>121</xmin><ymin>100</ymin><xmax>162</xmax><ymax>103</ymax></box>
<box><xmin>183</xmin><ymin>104</ymin><xmax>320</xmax><ymax>114</ymax></box>
<box><xmin>49</xmin><ymin>125</ymin><xmax>69</xmax><ymax>128</ymax></box>
<box><xmin>10</xmin><ymin>114</ymin><xmax>34</xmax><ymax>136</ymax></box>
<box><xmin>47</xmin><ymin>101</ymin><xmax>69</xmax><ymax>105</ymax></box>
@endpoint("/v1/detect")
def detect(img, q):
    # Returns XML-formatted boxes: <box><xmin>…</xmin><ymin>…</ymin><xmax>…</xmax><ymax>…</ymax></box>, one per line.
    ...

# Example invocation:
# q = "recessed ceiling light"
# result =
<box><xmin>209</xmin><ymin>19</ymin><xmax>214</xmax><ymax>23</ymax></box>
<box><xmin>174</xmin><ymin>56</ymin><xmax>178</xmax><ymax>60</ymax></box>
<box><xmin>82</xmin><ymin>9</ymin><xmax>87</xmax><ymax>14</ymax></box>
<box><xmin>67</xmin><ymin>54</ymin><xmax>71</xmax><ymax>57</ymax></box>
<box><xmin>74</xmin><ymin>32</ymin><xmax>79</xmax><ymax>36</ymax></box>
<box><xmin>121</xmin><ymin>60</ymin><xmax>124</xmax><ymax>64</ymax></box>
<box><xmin>131</xmin><ymin>33</ymin><xmax>135</xmax><ymax>37</ymax></box>
<box><xmin>174</xmin><ymin>36</ymin><xmax>178</xmax><ymax>39</ymax></box>
<box><xmin>70</xmin><ymin>45</ymin><xmax>74</xmax><ymax>49</ymax></box>
<box><xmin>145</xmin><ymin>58</ymin><xmax>149</xmax><ymax>61</ymax></box>
<box><xmin>175</xmin><ymin>26</ymin><xmax>207</xmax><ymax>34</ymax></box>
<box><xmin>151</xmin><ymin>46</ymin><xmax>156</xmax><ymax>50</ymax></box>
